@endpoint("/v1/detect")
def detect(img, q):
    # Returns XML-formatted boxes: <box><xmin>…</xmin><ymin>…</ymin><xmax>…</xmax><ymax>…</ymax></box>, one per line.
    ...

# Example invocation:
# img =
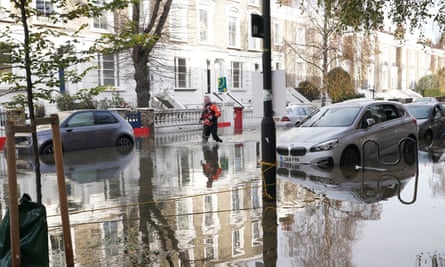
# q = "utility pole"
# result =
<box><xmin>261</xmin><ymin>0</ymin><xmax>276</xmax><ymax>200</ymax></box>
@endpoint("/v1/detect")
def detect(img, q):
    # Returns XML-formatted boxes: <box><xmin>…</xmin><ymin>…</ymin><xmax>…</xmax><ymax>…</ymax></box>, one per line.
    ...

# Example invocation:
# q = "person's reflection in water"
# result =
<box><xmin>201</xmin><ymin>144</ymin><xmax>222</xmax><ymax>188</ymax></box>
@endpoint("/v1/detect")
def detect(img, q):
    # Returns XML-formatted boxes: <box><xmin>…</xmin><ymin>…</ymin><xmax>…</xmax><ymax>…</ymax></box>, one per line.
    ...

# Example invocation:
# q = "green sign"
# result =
<box><xmin>218</xmin><ymin>77</ymin><xmax>227</xmax><ymax>92</ymax></box>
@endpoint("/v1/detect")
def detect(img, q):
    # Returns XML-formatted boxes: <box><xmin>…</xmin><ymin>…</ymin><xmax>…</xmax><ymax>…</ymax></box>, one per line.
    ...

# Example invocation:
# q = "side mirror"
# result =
<box><xmin>366</xmin><ymin>118</ymin><xmax>376</xmax><ymax>128</ymax></box>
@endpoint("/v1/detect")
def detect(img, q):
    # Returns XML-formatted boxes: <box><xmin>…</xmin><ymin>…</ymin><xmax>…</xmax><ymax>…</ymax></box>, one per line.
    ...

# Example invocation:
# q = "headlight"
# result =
<box><xmin>310</xmin><ymin>139</ymin><xmax>339</xmax><ymax>152</ymax></box>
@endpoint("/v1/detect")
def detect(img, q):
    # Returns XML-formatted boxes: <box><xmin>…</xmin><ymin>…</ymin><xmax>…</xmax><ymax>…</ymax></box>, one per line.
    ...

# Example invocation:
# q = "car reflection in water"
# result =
<box><xmin>277</xmin><ymin>160</ymin><xmax>418</xmax><ymax>204</ymax></box>
<box><xmin>18</xmin><ymin>147</ymin><xmax>135</xmax><ymax>183</ymax></box>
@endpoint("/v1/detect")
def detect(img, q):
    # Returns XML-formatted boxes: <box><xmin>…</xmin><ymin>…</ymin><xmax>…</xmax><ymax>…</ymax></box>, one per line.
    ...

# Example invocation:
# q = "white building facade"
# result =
<box><xmin>1</xmin><ymin>0</ymin><xmax>445</xmax><ymax>111</ymax></box>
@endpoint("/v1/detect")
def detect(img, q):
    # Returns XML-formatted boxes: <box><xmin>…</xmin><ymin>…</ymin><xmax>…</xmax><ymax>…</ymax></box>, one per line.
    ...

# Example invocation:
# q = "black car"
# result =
<box><xmin>405</xmin><ymin>103</ymin><xmax>445</xmax><ymax>144</ymax></box>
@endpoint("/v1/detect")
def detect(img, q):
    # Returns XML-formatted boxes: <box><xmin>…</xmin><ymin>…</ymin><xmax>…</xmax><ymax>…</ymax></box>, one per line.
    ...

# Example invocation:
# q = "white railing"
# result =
<box><xmin>154</xmin><ymin>109</ymin><xmax>202</xmax><ymax>130</ymax></box>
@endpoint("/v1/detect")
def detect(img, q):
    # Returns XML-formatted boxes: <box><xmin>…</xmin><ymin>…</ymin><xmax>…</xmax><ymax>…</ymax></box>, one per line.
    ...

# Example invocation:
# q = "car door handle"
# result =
<box><xmin>66</xmin><ymin>129</ymin><xmax>73</xmax><ymax>133</ymax></box>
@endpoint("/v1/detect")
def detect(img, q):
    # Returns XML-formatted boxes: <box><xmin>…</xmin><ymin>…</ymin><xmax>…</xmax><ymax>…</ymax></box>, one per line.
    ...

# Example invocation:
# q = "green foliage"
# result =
<box><xmin>297</xmin><ymin>81</ymin><xmax>320</xmax><ymax>101</ymax></box>
<box><xmin>416</xmin><ymin>75</ymin><xmax>439</xmax><ymax>95</ymax></box>
<box><xmin>97</xmin><ymin>90</ymin><xmax>129</xmax><ymax>109</ymax></box>
<box><xmin>56</xmin><ymin>88</ymin><xmax>104</xmax><ymax>111</ymax></box>
<box><xmin>424</xmin><ymin>89</ymin><xmax>442</xmax><ymax>97</ymax></box>
<box><xmin>327</xmin><ymin>67</ymin><xmax>356</xmax><ymax>103</ymax></box>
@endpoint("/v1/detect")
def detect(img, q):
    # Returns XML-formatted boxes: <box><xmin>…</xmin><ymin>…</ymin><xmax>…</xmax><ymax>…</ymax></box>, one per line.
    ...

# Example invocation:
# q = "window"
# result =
<box><xmin>93</xmin><ymin>0</ymin><xmax>108</xmax><ymax>30</ymax></box>
<box><xmin>36</xmin><ymin>0</ymin><xmax>53</xmax><ymax>16</ymax></box>
<box><xmin>382</xmin><ymin>104</ymin><xmax>401</xmax><ymax>121</ymax></box>
<box><xmin>66</xmin><ymin>112</ymin><xmax>94</xmax><ymax>127</ymax></box>
<box><xmin>274</xmin><ymin>23</ymin><xmax>282</xmax><ymax>45</ymax></box>
<box><xmin>170</xmin><ymin>4</ymin><xmax>187</xmax><ymax>41</ymax></box>
<box><xmin>0</xmin><ymin>48</ymin><xmax>12</xmax><ymax>76</ymax></box>
<box><xmin>198</xmin><ymin>9</ymin><xmax>209</xmax><ymax>43</ymax></box>
<box><xmin>231</xmin><ymin>62</ymin><xmax>243</xmax><ymax>89</ymax></box>
<box><xmin>98</xmin><ymin>54</ymin><xmax>119</xmax><ymax>87</ymax></box>
<box><xmin>295</xmin><ymin>62</ymin><xmax>305</xmax><ymax>81</ymax></box>
<box><xmin>232</xmin><ymin>229</ymin><xmax>244</xmax><ymax>256</ymax></box>
<box><xmin>95</xmin><ymin>111</ymin><xmax>118</xmax><ymax>124</ymax></box>
<box><xmin>296</xmin><ymin>27</ymin><xmax>305</xmax><ymax>44</ymax></box>
<box><xmin>174</xmin><ymin>57</ymin><xmax>190</xmax><ymax>88</ymax></box>
<box><xmin>228</xmin><ymin>16</ymin><xmax>239</xmax><ymax>47</ymax></box>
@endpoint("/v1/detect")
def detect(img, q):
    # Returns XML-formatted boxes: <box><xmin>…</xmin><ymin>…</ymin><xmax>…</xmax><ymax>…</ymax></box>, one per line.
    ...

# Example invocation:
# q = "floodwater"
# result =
<box><xmin>1</xmin><ymin>129</ymin><xmax>445</xmax><ymax>267</ymax></box>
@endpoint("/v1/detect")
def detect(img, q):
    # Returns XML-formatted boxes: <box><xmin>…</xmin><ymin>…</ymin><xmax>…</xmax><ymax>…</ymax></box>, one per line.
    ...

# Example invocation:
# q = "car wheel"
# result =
<box><xmin>423</xmin><ymin>130</ymin><xmax>433</xmax><ymax>146</ymax></box>
<box><xmin>401</xmin><ymin>138</ymin><xmax>417</xmax><ymax>166</ymax></box>
<box><xmin>40</xmin><ymin>142</ymin><xmax>54</xmax><ymax>155</ymax></box>
<box><xmin>116</xmin><ymin>136</ymin><xmax>133</xmax><ymax>153</ymax></box>
<box><xmin>340</xmin><ymin>147</ymin><xmax>360</xmax><ymax>170</ymax></box>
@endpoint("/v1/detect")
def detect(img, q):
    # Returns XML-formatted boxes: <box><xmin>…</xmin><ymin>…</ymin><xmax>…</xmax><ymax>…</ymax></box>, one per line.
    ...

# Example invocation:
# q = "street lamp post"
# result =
<box><xmin>261</xmin><ymin>0</ymin><xmax>276</xmax><ymax>201</ymax></box>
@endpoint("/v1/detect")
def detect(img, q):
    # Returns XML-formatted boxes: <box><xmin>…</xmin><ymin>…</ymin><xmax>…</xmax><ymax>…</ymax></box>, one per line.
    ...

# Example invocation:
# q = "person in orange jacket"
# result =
<box><xmin>200</xmin><ymin>96</ymin><xmax>223</xmax><ymax>143</ymax></box>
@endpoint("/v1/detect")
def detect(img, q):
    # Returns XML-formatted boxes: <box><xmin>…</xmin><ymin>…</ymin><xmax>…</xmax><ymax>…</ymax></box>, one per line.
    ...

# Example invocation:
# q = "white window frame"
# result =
<box><xmin>296</xmin><ymin>26</ymin><xmax>305</xmax><ymax>45</ymax></box>
<box><xmin>232</xmin><ymin>228</ymin><xmax>245</xmax><ymax>257</ymax></box>
<box><xmin>170</xmin><ymin>4</ymin><xmax>188</xmax><ymax>42</ymax></box>
<box><xmin>231</xmin><ymin>61</ymin><xmax>243</xmax><ymax>89</ymax></box>
<box><xmin>295</xmin><ymin>61</ymin><xmax>306</xmax><ymax>82</ymax></box>
<box><xmin>227</xmin><ymin>15</ymin><xmax>240</xmax><ymax>48</ymax></box>
<box><xmin>248</xmin><ymin>0</ymin><xmax>259</xmax><ymax>6</ymax></box>
<box><xmin>273</xmin><ymin>22</ymin><xmax>283</xmax><ymax>46</ymax></box>
<box><xmin>98</xmin><ymin>54</ymin><xmax>120</xmax><ymax>87</ymax></box>
<box><xmin>36</xmin><ymin>0</ymin><xmax>54</xmax><ymax>17</ymax></box>
<box><xmin>174</xmin><ymin>56</ymin><xmax>191</xmax><ymax>89</ymax></box>
<box><xmin>91</xmin><ymin>0</ymin><xmax>113</xmax><ymax>32</ymax></box>
<box><xmin>198</xmin><ymin>9</ymin><xmax>210</xmax><ymax>44</ymax></box>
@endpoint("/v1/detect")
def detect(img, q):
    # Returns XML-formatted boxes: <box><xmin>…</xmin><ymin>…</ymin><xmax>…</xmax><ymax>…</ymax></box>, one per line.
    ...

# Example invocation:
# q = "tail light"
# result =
<box><xmin>412</xmin><ymin>118</ymin><xmax>417</xmax><ymax>125</ymax></box>
<box><xmin>281</xmin><ymin>116</ymin><xmax>290</xmax><ymax>122</ymax></box>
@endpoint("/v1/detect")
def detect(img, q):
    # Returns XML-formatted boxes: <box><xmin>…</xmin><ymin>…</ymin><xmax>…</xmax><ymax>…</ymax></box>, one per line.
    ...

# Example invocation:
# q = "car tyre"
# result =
<box><xmin>340</xmin><ymin>147</ymin><xmax>360</xmax><ymax>170</ymax></box>
<box><xmin>401</xmin><ymin>138</ymin><xmax>417</xmax><ymax>166</ymax></box>
<box><xmin>116</xmin><ymin>136</ymin><xmax>133</xmax><ymax>153</ymax></box>
<box><xmin>40</xmin><ymin>142</ymin><xmax>54</xmax><ymax>155</ymax></box>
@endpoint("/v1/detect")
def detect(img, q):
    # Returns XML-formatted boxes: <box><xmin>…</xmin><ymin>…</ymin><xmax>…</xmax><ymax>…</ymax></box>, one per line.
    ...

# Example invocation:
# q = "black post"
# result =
<box><xmin>261</xmin><ymin>0</ymin><xmax>276</xmax><ymax>200</ymax></box>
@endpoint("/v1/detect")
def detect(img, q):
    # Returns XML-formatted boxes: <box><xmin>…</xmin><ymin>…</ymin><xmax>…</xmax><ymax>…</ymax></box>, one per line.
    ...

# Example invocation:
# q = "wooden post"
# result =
<box><xmin>5</xmin><ymin>121</ymin><xmax>21</xmax><ymax>267</ymax></box>
<box><xmin>50</xmin><ymin>114</ymin><xmax>74</xmax><ymax>267</ymax></box>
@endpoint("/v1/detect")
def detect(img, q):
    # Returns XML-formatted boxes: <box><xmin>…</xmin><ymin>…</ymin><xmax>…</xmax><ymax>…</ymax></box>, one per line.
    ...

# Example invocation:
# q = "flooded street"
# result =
<box><xmin>1</xmin><ymin>129</ymin><xmax>445</xmax><ymax>266</ymax></box>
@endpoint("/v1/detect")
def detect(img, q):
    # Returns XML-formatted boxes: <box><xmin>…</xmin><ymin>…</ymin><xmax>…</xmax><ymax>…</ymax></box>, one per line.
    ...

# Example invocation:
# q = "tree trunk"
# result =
<box><xmin>132</xmin><ymin>46</ymin><xmax>151</xmax><ymax>108</ymax></box>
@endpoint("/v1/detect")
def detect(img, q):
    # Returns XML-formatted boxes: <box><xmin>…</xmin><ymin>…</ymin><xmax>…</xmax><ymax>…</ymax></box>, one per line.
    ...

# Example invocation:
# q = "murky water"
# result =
<box><xmin>1</xmin><ymin>129</ymin><xmax>445</xmax><ymax>266</ymax></box>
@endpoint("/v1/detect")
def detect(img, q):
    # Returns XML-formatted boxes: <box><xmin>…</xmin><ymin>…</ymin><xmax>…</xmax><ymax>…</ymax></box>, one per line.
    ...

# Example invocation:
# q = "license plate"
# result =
<box><xmin>279</xmin><ymin>156</ymin><xmax>300</xmax><ymax>163</ymax></box>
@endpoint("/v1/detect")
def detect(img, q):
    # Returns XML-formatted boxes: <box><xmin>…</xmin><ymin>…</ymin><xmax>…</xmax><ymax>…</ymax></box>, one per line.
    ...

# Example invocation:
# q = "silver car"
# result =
<box><xmin>404</xmin><ymin>103</ymin><xmax>445</xmax><ymax>144</ymax></box>
<box><xmin>15</xmin><ymin>110</ymin><xmax>135</xmax><ymax>155</ymax></box>
<box><xmin>276</xmin><ymin>104</ymin><xmax>316</xmax><ymax>127</ymax></box>
<box><xmin>276</xmin><ymin>100</ymin><xmax>418</xmax><ymax>168</ymax></box>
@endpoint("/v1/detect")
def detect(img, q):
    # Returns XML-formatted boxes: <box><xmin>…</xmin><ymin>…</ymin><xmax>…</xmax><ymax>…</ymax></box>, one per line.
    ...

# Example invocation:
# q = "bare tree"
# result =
<box><xmin>285</xmin><ymin>0</ymin><xmax>376</xmax><ymax>105</ymax></box>
<box><xmin>97</xmin><ymin>0</ymin><xmax>173</xmax><ymax>108</ymax></box>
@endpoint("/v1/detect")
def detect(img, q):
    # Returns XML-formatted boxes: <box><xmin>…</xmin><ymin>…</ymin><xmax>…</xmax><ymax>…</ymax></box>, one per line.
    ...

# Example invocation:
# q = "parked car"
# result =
<box><xmin>275</xmin><ymin>104</ymin><xmax>316</xmax><ymax>127</ymax></box>
<box><xmin>404</xmin><ymin>103</ymin><xmax>445</xmax><ymax>144</ymax></box>
<box><xmin>276</xmin><ymin>99</ymin><xmax>418</xmax><ymax>169</ymax></box>
<box><xmin>14</xmin><ymin>110</ymin><xmax>135</xmax><ymax>155</ymax></box>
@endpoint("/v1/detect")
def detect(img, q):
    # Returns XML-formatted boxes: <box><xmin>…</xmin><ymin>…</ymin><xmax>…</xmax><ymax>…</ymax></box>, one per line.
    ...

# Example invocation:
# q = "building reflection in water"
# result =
<box><xmin>0</xmin><ymin>133</ymin><xmax>420</xmax><ymax>266</ymax></box>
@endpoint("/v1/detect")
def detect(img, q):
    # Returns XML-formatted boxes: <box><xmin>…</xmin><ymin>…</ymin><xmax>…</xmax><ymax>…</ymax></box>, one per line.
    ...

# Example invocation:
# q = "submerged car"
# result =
<box><xmin>15</xmin><ymin>110</ymin><xmax>135</xmax><ymax>155</ymax></box>
<box><xmin>276</xmin><ymin>99</ymin><xmax>418</xmax><ymax>168</ymax></box>
<box><xmin>404</xmin><ymin>103</ymin><xmax>445</xmax><ymax>144</ymax></box>
<box><xmin>276</xmin><ymin>104</ymin><xmax>316</xmax><ymax>127</ymax></box>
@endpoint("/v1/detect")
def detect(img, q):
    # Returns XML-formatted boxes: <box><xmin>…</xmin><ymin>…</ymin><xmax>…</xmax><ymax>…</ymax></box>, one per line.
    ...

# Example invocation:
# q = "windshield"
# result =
<box><xmin>287</xmin><ymin>106</ymin><xmax>310</xmax><ymax>116</ymax></box>
<box><xmin>406</xmin><ymin>106</ymin><xmax>431</xmax><ymax>120</ymax></box>
<box><xmin>301</xmin><ymin>106</ymin><xmax>360</xmax><ymax>127</ymax></box>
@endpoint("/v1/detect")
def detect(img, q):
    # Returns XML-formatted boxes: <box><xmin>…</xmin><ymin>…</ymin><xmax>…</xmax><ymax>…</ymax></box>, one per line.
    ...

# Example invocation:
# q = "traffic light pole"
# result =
<box><xmin>261</xmin><ymin>0</ymin><xmax>276</xmax><ymax>201</ymax></box>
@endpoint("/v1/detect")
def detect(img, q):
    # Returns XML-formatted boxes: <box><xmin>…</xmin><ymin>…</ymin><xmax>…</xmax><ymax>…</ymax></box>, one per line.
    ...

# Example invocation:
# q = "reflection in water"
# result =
<box><xmin>201</xmin><ymin>144</ymin><xmax>222</xmax><ymax>188</ymax></box>
<box><xmin>2</xmin><ymin>132</ymin><xmax>445</xmax><ymax>266</ymax></box>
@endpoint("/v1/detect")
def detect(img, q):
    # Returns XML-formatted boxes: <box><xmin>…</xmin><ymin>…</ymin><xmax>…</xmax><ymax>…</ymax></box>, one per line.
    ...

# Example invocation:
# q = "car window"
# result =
<box><xmin>406</xmin><ymin>105</ymin><xmax>431</xmax><ymax>119</ymax></box>
<box><xmin>382</xmin><ymin>104</ymin><xmax>401</xmax><ymax>121</ymax></box>
<box><xmin>95</xmin><ymin>111</ymin><xmax>118</xmax><ymax>125</ymax></box>
<box><xmin>301</xmin><ymin>107</ymin><xmax>360</xmax><ymax>127</ymax></box>
<box><xmin>66</xmin><ymin>112</ymin><xmax>94</xmax><ymax>127</ymax></box>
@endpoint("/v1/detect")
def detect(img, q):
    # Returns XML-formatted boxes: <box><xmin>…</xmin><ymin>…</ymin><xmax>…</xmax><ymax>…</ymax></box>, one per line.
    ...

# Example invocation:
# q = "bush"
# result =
<box><xmin>296</xmin><ymin>81</ymin><xmax>320</xmax><ymax>101</ymax></box>
<box><xmin>327</xmin><ymin>67</ymin><xmax>355</xmax><ymax>103</ymax></box>
<box><xmin>424</xmin><ymin>89</ymin><xmax>442</xmax><ymax>97</ymax></box>
<box><xmin>416</xmin><ymin>75</ymin><xmax>439</xmax><ymax>96</ymax></box>
<box><xmin>56</xmin><ymin>89</ymin><xmax>99</xmax><ymax>111</ymax></box>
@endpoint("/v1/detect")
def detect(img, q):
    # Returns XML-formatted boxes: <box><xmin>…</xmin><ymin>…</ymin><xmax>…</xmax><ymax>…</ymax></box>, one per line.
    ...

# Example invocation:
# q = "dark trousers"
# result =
<box><xmin>203</xmin><ymin>123</ymin><xmax>221</xmax><ymax>141</ymax></box>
